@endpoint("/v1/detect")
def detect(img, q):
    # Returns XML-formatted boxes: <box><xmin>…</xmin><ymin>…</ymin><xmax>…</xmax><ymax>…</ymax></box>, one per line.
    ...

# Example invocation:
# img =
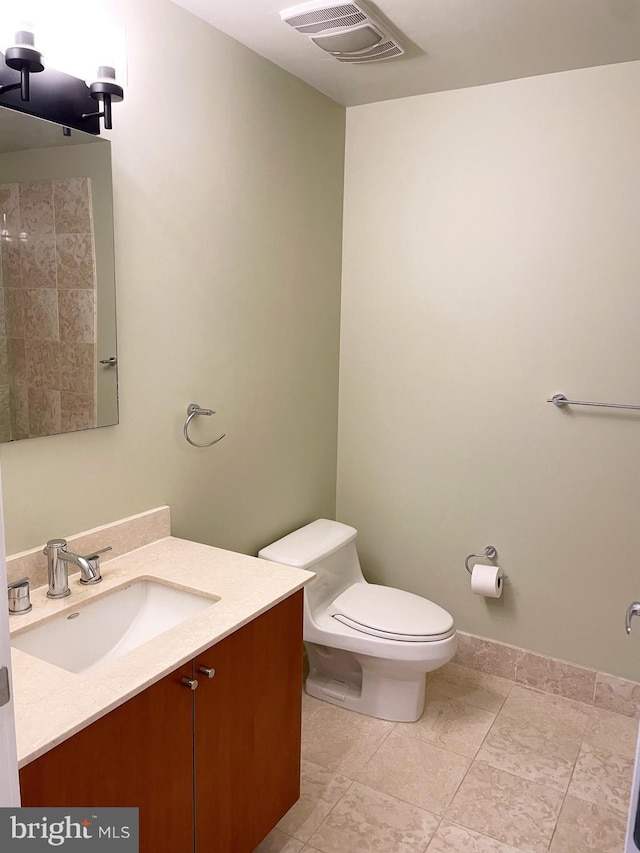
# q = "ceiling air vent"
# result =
<box><xmin>280</xmin><ymin>1</ymin><xmax>405</xmax><ymax>64</ymax></box>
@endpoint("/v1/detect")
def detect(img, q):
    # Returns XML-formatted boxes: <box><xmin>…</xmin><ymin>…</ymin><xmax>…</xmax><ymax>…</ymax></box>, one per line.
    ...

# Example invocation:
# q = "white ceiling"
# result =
<box><xmin>171</xmin><ymin>0</ymin><xmax>640</xmax><ymax>106</ymax></box>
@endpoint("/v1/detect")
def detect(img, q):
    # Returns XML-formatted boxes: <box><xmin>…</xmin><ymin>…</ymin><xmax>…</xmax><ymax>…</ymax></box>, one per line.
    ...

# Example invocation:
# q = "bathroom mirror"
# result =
<box><xmin>0</xmin><ymin>106</ymin><xmax>118</xmax><ymax>441</ymax></box>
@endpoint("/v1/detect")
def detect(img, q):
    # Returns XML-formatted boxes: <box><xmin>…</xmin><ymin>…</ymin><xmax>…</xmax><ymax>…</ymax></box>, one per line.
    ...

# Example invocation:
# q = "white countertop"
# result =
<box><xmin>10</xmin><ymin>535</ymin><xmax>313</xmax><ymax>767</ymax></box>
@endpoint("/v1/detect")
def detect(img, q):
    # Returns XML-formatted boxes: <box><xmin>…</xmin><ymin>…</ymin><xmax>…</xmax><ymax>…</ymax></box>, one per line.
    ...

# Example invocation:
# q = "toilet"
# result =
<box><xmin>258</xmin><ymin>519</ymin><xmax>456</xmax><ymax>723</ymax></box>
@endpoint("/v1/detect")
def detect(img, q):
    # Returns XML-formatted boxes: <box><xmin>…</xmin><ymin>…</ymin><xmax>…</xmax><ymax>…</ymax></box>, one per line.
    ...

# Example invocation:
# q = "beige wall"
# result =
<box><xmin>3</xmin><ymin>1</ymin><xmax>636</xmax><ymax>683</ymax></box>
<box><xmin>0</xmin><ymin>0</ymin><xmax>345</xmax><ymax>556</ymax></box>
<box><xmin>337</xmin><ymin>61</ymin><xmax>640</xmax><ymax>680</ymax></box>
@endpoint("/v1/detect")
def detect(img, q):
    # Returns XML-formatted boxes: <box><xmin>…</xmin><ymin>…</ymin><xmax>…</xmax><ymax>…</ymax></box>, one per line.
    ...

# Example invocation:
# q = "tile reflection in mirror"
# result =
<box><xmin>0</xmin><ymin>107</ymin><xmax>118</xmax><ymax>441</ymax></box>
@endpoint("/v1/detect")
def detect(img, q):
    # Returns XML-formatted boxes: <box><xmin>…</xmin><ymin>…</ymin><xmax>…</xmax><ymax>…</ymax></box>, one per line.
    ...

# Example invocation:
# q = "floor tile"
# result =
<box><xmin>567</xmin><ymin>742</ymin><xmax>634</xmax><ymax>815</ymax></box>
<box><xmin>397</xmin><ymin>695</ymin><xmax>496</xmax><ymax>758</ymax></box>
<box><xmin>354</xmin><ymin>730</ymin><xmax>470</xmax><ymax>814</ymax></box>
<box><xmin>548</xmin><ymin>795</ymin><xmax>628</xmax><ymax>852</ymax></box>
<box><xmin>301</xmin><ymin>699</ymin><xmax>395</xmax><ymax>776</ymax></box>
<box><xmin>476</xmin><ymin>713</ymin><xmax>581</xmax><ymax>792</ymax></box>
<box><xmin>583</xmin><ymin>707</ymin><xmax>639</xmax><ymax>760</ymax></box>
<box><xmin>292</xmin><ymin>678</ymin><xmax>636</xmax><ymax>853</ymax></box>
<box><xmin>427</xmin><ymin>663</ymin><xmax>513</xmax><ymax>712</ymax></box>
<box><xmin>427</xmin><ymin>821</ymin><xmax>522</xmax><ymax>852</ymax></box>
<box><xmin>306</xmin><ymin>781</ymin><xmax>440</xmax><ymax>853</ymax></box>
<box><xmin>277</xmin><ymin>760</ymin><xmax>352</xmax><ymax>842</ymax></box>
<box><xmin>445</xmin><ymin>762</ymin><xmax>563</xmax><ymax>853</ymax></box>
<box><xmin>500</xmin><ymin>684</ymin><xmax>591</xmax><ymax>732</ymax></box>
<box><xmin>254</xmin><ymin>829</ymin><xmax>304</xmax><ymax>852</ymax></box>
<box><xmin>302</xmin><ymin>691</ymin><xmax>324</xmax><ymax>717</ymax></box>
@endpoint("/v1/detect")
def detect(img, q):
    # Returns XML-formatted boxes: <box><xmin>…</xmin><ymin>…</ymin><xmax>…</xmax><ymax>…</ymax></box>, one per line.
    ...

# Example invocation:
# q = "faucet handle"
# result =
<box><xmin>80</xmin><ymin>545</ymin><xmax>112</xmax><ymax>585</ymax></box>
<box><xmin>626</xmin><ymin>602</ymin><xmax>640</xmax><ymax>634</ymax></box>
<box><xmin>85</xmin><ymin>546</ymin><xmax>112</xmax><ymax>560</ymax></box>
<box><xmin>8</xmin><ymin>577</ymin><xmax>32</xmax><ymax>614</ymax></box>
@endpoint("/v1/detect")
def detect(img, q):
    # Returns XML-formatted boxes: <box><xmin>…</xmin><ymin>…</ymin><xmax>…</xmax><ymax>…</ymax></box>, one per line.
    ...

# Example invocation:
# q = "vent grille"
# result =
<box><xmin>285</xmin><ymin>4</ymin><xmax>361</xmax><ymax>28</ymax></box>
<box><xmin>335</xmin><ymin>41</ymin><xmax>403</xmax><ymax>62</ymax></box>
<box><xmin>296</xmin><ymin>13</ymin><xmax>366</xmax><ymax>34</ymax></box>
<box><xmin>280</xmin><ymin>1</ymin><xmax>405</xmax><ymax>64</ymax></box>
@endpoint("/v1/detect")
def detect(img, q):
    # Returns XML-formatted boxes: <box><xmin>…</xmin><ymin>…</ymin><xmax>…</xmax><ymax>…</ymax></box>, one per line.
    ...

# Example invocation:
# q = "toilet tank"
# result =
<box><xmin>258</xmin><ymin>519</ymin><xmax>364</xmax><ymax>607</ymax></box>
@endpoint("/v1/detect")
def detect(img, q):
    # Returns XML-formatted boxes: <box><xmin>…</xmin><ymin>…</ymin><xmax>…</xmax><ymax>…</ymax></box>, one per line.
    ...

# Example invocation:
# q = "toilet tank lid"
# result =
<box><xmin>258</xmin><ymin>519</ymin><xmax>358</xmax><ymax>570</ymax></box>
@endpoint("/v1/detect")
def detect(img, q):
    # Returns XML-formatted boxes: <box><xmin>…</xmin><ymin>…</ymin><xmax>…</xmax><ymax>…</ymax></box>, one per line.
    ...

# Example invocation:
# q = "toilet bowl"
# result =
<box><xmin>258</xmin><ymin>519</ymin><xmax>456</xmax><ymax>722</ymax></box>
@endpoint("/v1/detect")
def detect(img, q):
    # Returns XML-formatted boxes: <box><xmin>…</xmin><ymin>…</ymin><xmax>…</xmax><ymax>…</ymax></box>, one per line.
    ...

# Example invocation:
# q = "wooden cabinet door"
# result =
<box><xmin>194</xmin><ymin>591</ymin><xmax>303</xmax><ymax>853</ymax></box>
<box><xmin>20</xmin><ymin>661</ymin><xmax>195</xmax><ymax>853</ymax></box>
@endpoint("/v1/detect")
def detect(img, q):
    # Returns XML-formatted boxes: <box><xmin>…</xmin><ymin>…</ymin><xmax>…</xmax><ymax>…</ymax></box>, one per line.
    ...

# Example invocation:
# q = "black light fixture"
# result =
<box><xmin>0</xmin><ymin>27</ymin><xmax>44</xmax><ymax>101</ymax></box>
<box><xmin>83</xmin><ymin>66</ymin><xmax>124</xmax><ymax>131</ymax></box>
<box><xmin>0</xmin><ymin>22</ymin><xmax>124</xmax><ymax>135</ymax></box>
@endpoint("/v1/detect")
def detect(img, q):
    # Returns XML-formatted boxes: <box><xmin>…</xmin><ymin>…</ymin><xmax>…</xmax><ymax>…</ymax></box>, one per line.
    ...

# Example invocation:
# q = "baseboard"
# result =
<box><xmin>454</xmin><ymin>631</ymin><xmax>640</xmax><ymax>718</ymax></box>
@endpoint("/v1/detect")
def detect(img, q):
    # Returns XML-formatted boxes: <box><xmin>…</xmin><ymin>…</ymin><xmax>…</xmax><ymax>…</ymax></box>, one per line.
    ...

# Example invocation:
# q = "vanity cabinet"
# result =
<box><xmin>19</xmin><ymin>591</ymin><xmax>304</xmax><ymax>853</ymax></box>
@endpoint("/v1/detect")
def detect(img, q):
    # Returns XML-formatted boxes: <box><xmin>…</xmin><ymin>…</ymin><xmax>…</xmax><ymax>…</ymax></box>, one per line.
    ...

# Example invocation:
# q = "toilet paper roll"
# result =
<box><xmin>470</xmin><ymin>563</ymin><xmax>503</xmax><ymax>598</ymax></box>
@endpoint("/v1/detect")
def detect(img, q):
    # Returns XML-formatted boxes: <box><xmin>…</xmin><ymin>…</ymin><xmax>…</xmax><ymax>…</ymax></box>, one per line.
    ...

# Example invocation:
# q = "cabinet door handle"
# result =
<box><xmin>198</xmin><ymin>666</ymin><xmax>215</xmax><ymax>679</ymax></box>
<box><xmin>181</xmin><ymin>677</ymin><xmax>199</xmax><ymax>691</ymax></box>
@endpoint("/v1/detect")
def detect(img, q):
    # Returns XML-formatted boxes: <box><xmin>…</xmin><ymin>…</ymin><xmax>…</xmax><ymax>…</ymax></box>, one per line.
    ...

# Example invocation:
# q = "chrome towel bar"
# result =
<box><xmin>548</xmin><ymin>393</ymin><xmax>640</xmax><ymax>412</ymax></box>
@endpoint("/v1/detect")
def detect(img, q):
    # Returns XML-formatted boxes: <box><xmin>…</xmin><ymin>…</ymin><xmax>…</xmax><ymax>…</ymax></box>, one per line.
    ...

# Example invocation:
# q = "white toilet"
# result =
<box><xmin>258</xmin><ymin>519</ymin><xmax>456</xmax><ymax>723</ymax></box>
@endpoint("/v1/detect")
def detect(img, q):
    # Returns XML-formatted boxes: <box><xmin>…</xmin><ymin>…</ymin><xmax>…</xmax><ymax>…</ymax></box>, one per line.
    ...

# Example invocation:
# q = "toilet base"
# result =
<box><xmin>305</xmin><ymin>643</ymin><xmax>433</xmax><ymax>722</ymax></box>
<box><xmin>305</xmin><ymin>669</ymin><xmax>426</xmax><ymax>722</ymax></box>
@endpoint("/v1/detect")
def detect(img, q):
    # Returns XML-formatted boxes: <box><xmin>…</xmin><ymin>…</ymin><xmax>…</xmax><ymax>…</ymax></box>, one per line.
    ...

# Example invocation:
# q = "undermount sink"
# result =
<box><xmin>12</xmin><ymin>579</ymin><xmax>219</xmax><ymax>675</ymax></box>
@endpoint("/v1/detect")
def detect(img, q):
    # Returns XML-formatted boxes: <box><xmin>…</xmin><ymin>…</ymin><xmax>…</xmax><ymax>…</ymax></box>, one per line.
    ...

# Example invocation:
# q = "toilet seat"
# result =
<box><xmin>327</xmin><ymin>583</ymin><xmax>454</xmax><ymax>643</ymax></box>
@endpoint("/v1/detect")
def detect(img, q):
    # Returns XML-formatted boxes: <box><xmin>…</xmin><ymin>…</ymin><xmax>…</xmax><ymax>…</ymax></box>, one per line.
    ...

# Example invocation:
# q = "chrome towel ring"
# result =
<box><xmin>183</xmin><ymin>403</ymin><xmax>225</xmax><ymax>448</ymax></box>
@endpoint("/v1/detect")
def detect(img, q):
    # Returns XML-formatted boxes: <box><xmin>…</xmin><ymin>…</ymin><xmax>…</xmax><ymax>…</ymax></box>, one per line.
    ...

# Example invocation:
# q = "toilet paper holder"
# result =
<box><xmin>465</xmin><ymin>546</ymin><xmax>498</xmax><ymax>575</ymax></box>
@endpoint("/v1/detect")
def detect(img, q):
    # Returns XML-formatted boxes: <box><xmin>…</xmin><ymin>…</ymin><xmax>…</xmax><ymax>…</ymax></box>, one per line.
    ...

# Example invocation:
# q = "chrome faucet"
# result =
<box><xmin>43</xmin><ymin>538</ymin><xmax>112</xmax><ymax>599</ymax></box>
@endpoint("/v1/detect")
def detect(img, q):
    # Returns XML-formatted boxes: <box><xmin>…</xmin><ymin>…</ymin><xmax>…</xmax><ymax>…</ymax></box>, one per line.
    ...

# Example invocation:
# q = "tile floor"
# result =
<box><xmin>256</xmin><ymin>662</ymin><xmax>638</xmax><ymax>853</ymax></box>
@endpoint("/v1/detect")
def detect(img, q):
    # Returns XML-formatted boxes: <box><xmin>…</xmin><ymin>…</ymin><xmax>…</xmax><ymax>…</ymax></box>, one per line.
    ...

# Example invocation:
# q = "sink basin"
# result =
<box><xmin>12</xmin><ymin>580</ymin><xmax>218</xmax><ymax>675</ymax></box>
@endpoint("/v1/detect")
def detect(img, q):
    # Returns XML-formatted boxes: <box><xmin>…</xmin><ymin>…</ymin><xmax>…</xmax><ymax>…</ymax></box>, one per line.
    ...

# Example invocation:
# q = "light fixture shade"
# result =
<box><xmin>0</xmin><ymin>16</ymin><xmax>35</xmax><ymax>53</ymax></box>
<box><xmin>0</xmin><ymin>1</ymin><xmax>127</xmax><ymax>88</ymax></box>
<box><xmin>5</xmin><ymin>25</ymin><xmax>36</xmax><ymax>50</ymax></box>
<box><xmin>40</xmin><ymin>12</ymin><xmax>127</xmax><ymax>90</ymax></box>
